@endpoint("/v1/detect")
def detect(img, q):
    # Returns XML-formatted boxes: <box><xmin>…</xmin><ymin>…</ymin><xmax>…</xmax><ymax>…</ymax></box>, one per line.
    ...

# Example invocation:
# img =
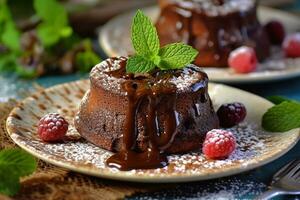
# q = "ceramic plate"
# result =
<box><xmin>99</xmin><ymin>6</ymin><xmax>300</xmax><ymax>84</ymax></box>
<box><xmin>6</xmin><ymin>80</ymin><xmax>300</xmax><ymax>183</ymax></box>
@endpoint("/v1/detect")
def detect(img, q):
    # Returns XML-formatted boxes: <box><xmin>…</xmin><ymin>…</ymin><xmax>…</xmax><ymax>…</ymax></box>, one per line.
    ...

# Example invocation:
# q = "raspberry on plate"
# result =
<box><xmin>217</xmin><ymin>102</ymin><xmax>247</xmax><ymax>128</ymax></box>
<box><xmin>283</xmin><ymin>33</ymin><xmax>300</xmax><ymax>58</ymax></box>
<box><xmin>202</xmin><ymin>129</ymin><xmax>236</xmax><ymax>160</ymax></box>
<box><xmin>38</xmin><ymin>113</ymin><xmax>69</xmax><ymax>142</ymax></box>
<box><xmin>228</xmin><ymin>46</ymin><xmax>257</xmax><ymax>74</ymax></box>
<box><xmin>264</xmin><ymin>20</ymin><xmax>285</xmax><ymax>45</ymax></box>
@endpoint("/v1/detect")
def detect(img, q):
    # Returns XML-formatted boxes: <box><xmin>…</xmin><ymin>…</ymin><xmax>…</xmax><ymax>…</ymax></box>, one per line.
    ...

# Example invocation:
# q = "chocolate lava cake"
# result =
<box><xmin>156</xmin><ymin>0</ymin><xmax>270</xmax><ymax>68</ymax></box>
<box><xmin>75</xmin><ymin>56</ymin><xmax>219</xmax><ymax>169</ymax></box>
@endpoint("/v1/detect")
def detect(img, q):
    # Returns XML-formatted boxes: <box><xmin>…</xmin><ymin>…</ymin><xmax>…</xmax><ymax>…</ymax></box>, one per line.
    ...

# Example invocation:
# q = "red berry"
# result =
<box><xmin>217</xmin><ymin>102</ymin><xmax>247</xmax><ymax>128</ymax></box>
<box><xmin>228</xmin><ymin>46</ymin><xmax>257</xmax><ymax>74</ymax></box>
<box><xmin>264</xmin><ymin>20</ymin><xmax>286</xmax><ymax>45</ymax></box>
<box><xmin>38</xmin><ymin>113</ymin><xmax>68</xmax><ymax>142</ymax></box>
<box><xmin>283</xmin><ymin>33</ymin><xmax>300</xmax><ymax>58</ymax></box>
<box><xmin>202</xmin><ymin>129</ymin><xmax>236</xmax><ymax>160</ymax></box>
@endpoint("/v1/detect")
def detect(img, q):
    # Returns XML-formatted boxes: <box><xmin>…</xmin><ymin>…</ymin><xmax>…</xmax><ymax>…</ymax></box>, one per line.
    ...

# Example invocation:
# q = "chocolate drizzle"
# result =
<box><xmin>95</xmin><ymin>57</ymin><xmax>211</xmax><ymax>170</ymax></box>
<box><xmin>106</xmin><ymin>72</ymin><xmax>179</xmax><ymax>170</ymax></box>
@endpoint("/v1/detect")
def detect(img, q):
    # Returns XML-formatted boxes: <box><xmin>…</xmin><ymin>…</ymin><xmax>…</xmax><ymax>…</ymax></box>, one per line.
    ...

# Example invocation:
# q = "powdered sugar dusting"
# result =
<box><xmin>7</xmin><ymin>80</ymin><xmax>299</xmax><ymax>181</ymax></box>
<box><xmin>11</xmin><ymin>122</ymin><xmax>270</xmax><ymax>176</ymax></box>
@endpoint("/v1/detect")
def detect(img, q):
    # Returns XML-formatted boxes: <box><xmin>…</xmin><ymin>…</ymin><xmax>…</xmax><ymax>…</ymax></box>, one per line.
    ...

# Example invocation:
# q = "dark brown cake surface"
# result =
<box><xmin>75</xmin><ymin>57</ymin><xmax>218</xmax><ymax>153</ymax></box>
<box><xmin>75</xmin><ymin>57</ymin><xmax>218</xmax><ymax>170</ymax></box>
<box><xmin>156</xmin><ymin>0</ymin><xmax>270</xmax><ymax>68</ymax></box>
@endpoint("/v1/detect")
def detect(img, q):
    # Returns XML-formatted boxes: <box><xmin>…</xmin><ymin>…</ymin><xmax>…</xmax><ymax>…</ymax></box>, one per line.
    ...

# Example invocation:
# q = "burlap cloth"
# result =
<box><xmin>0</xmin><ymin>100</ymin><xmax>168</xmax><ymax>200</ymax></box>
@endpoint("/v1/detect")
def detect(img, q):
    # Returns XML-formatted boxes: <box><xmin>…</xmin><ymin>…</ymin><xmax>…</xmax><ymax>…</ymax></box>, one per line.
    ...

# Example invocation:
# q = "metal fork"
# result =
<box><xmin>256</xmin><ymin>159</ymin><xmax>300</xmax><ymax>200</ymax></box>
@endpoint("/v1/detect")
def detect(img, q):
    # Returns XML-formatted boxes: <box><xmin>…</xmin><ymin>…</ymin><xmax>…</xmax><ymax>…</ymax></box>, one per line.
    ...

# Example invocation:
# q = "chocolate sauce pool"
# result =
<box><xmin>104</xmin><ymin>58</ymin><xmax>206</xmax><ymax>170</ymax></box>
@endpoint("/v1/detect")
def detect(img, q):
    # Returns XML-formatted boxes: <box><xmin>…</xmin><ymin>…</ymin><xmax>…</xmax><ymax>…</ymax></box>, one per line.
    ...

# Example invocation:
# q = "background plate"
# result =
<box><xmin>99</xmin><ymin>6</ymin><xmax>300</xmax><ymax>84</ymax></box>
<box><xmin>6</xmin><ymin>80</ymin><xmax>300</xmax><ymax>183</ymax></box>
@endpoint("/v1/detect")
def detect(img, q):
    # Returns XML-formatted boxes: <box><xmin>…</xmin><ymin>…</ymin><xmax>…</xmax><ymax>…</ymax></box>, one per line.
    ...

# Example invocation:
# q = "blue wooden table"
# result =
<box><xmin>1</xmin><ymin>74</ymin><xmax>299</xmax><ymax>199</ymax></box>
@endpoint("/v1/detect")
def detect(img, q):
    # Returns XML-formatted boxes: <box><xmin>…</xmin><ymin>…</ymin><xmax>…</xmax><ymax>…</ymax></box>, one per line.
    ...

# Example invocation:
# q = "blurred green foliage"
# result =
<box><xmin>0</xmin><ymin>0</ymin><xmax>101</xmax><ymax>79</ymax></box>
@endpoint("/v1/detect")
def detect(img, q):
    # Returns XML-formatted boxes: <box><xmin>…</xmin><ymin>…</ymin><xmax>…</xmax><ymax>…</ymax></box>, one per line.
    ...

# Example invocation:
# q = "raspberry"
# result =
<box><xmin>264</xmin><ymin>20</ymin><xmax>286</xmax><ymax>45</ymax></box>
<box><xmin>217</xmin><ymin>102</ymin><xmax>247</xmax><ymax>128</ymax></box>
<box><xmin>38</xmin><ymin>113</ymin><xmax>68</xmax><ymax>142</ymax></box>
<box><xmin>283</xmin><ymin>33</ymin><xmax>300</xmax><ymax>58</ymax></box>
<box><xmin>202</xmin><ymin>129</ymin><xmax>236</xmax><ymax>159</ymax></box>
<box><xmin>228</xmin><ymin>46</ymin><xmax>257</xmax><ymax>74</ymax></box>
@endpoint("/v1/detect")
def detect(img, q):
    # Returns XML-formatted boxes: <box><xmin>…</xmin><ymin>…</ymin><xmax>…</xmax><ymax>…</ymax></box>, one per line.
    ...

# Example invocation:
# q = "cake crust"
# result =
<box><xmin>75</xmin><ymin>57</ymin><xmax>219</xmax><ymax>154</ymax></box>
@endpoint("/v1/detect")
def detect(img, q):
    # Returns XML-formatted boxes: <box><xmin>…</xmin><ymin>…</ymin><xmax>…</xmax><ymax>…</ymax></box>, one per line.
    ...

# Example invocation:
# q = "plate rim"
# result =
<box><xmin>98</xmin><ymin>5</ymin><xmax>300</xmax><ymax>84</ymax></box>
<box><xmin>6</xmin><ymin>80</ymin><xmax>300</xmax><ymax>183</ymax></box>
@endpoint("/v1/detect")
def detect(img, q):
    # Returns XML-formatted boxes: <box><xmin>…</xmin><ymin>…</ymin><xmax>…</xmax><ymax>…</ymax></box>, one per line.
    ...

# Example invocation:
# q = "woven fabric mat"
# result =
<box><xmin>0</xmin><ymin>100</ymin><xmax>165</xmax><ymax>200</ymax></box>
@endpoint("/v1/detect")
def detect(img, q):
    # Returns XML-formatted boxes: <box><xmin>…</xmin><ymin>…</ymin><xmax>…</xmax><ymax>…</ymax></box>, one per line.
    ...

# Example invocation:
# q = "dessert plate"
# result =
<box><xmin>98</xmin><ymin>6</ymin><xmax>300</xmax><ymax>84</ymax></box>
<box><xmin>6</xmin><ymin>80</ymin><xmax>300</xmax><ymax>183</ymax></box>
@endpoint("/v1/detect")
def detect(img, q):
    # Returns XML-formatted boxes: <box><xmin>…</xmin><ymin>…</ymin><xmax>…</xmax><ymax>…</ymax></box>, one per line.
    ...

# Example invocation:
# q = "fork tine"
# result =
<box><xmin>287</xmin><ymin>160</ymin><xmax>300</xmax><ymax>178</ymax></box>
<box><xmin>273</xmin><ymin>160</ymin><xmax>298</xmax><ymax>179</ymax></box>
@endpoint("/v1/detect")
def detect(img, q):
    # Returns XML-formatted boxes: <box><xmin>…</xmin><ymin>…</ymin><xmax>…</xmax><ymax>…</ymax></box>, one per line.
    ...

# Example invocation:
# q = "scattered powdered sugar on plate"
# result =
<box><xmin>11</xmin><ymin>121</ymin><xmax>270</xmax><ymax>176</ymax></box>
<box><xmin>7</xmin><ymin>81</ymin><xmax>299</xmax><ymax>181</ymax></box>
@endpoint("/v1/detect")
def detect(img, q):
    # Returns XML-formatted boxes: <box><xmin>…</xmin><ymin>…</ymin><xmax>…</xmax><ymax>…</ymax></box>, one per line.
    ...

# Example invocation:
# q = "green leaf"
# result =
<box><xmin>0</xmin><ymin>148</ymin><xmax>37</xmax><ymax>196</ymax></box>
<box><xmin>158</xmin><ymin>43</ymin><xmax>198</xmax><ymax>70</ymax></box>
<box><xmin>75</xmin><ymin>51</ymin><xmax>101</xmax><ymax>73</ymax></box>
<box><xmin>34</xmin><ymin>0</ymin><xmax>67</xmax><ymax>25</ymax></box>
<box><xmin>15</xmin><ymin>65</ymin><xmax>37</xmax><ymax>79</ymax></box>
<box><xmin>0</xmin><ymin>1</ymin><xmax>21</xmax><ymax>51</ymax></box>
<box><xmin>131</xmin><ymin>10</ymin><xmax>160</xmax><ymax>58</ymax></box>
<box><xmin>267</xmin><ymin>96</ymin><xmax>293</xmax><ymax>105</ymax></box>
<box><xmin>1</xmin><ymin>21</ymin><xmax>20</xmax><ymax>51</ymax></box>
<box><xmin>0</xmin><ymin>149</ymin><xmax>37</xmax><ymax>177</ymax></box>
<box><xmin>34</xmin><ymin>0</ymin><xmax>72</xmax><ymax>47</ymax></box>
<box><xmin>60</xmin><ymin>26</ymin><xmax>73</xmax><ymax>38</ymax></box>
<box><xmin>36</xmin><ymin>24</ymin><xmax>60</xmax><ymax>46</ymax></box>
<box><xmin>0</xmin><ymin>172</ymin><xmax>20</xmax><ymax>196</ymax></box>
<box><xmin>262</xmin><ymin>101</ymin><xmax>300</xmax><ymax>132</ymax></box>
<box><xmin>126</xmin><ymin>55</ymin><xmax>156</xmax><ymax>73</ymax></box>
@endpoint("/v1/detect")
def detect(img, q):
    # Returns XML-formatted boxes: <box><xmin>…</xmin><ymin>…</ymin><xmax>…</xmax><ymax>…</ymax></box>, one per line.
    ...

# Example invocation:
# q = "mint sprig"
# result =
<box><xmin>262</xmin><ymin>100</ymin><xmax>300</xmax><ymax>132</ymax></box>
<box><xmin>126</xmin><ymin>10</ymin><xmax>198</xmax><ymax>73</ymax></box>
<box><xmin>131</xmin><ymin>10</ymin><xmax>160</xmax><ymax>58</ymax></box>
<box><xmin>0</xmin><ymin>148</ymin><xmax>37</xmax><ymax>196</ymax></box>
<box><xmin>34</xmin><ymin>0</ymin><xmax>73</xmax><ymax>47</ymax></box>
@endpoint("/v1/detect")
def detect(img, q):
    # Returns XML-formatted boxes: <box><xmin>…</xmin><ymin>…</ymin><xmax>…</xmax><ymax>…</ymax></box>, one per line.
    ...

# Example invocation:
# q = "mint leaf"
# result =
<box><xmin>262</xmin><ymin>101</ymin><xmax>300</xmax><ymax>132</ymax></box>
<box><xmin>127</xmin><ymin>10</ymin><xmax>197</xmax><ymax>74</ymax></box>
<box><xmin>0</xmin><ymin>1</ymin><xmax>21</xmax><ymax>51</ymax></box>
<box><xmin>158</xmin><ymin>43</ymin><xmax>198</xmax><ymax>70</ymax></box>
<box><xmin>267</xmin><ymin>96</ymin><xmax>293</xmax><ymax>105</ymax></box>
<box><xmin>1</xmin><ymin>22</ymin><xmax>20</xmax><ymax>51</ymax></box>
<box><xmin>0</xmin><ymin>172</ymin><xmax>20</xmax><ymax>196</ymax></box>
<box><xmin>34</xmin><ymin>0</ymin><xmax>72</xmax><ymax>47</ymax></box>
<box><xmin>75</xmin><ymin>51</ymin><xmax>101</xmax><ymax>73</ymax></box>
<box><xmin>0</xmin><ymin>148</ymin><xmax>37</xmax><ymax>196</ymax></box>
<box><xmin>131</xmin><ymin>10</ymin><xmax>160</xmax><ymax>58</ymax></box>
<box><xmin>0</xmin><ymin>149</ymin><xmax>37</xmax><ymax>177</ymax></box>
<box><xmin>126</xmin><ymin>55</ymin><xmax>156</xmax><ymax>73</ymax></box>
<box><xmin>36</xmin><ymin>25</ymin><xmax>60</xmax><ymax>47</ymax></box>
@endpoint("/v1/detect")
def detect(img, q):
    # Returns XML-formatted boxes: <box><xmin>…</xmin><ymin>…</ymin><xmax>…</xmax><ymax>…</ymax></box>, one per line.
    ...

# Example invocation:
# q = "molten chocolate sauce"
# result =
<box><xmin>104</xmin><ymin>57</ymin><xmax>208</xmax><ymax>170</ymax></box>
<box><xmin>156</xmin><ymin>0</ymin><xmax>270</xmax><ymax>67</ymax></box>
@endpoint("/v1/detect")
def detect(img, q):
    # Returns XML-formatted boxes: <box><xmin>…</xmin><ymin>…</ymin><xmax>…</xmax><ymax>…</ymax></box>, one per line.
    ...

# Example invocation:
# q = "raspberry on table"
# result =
<box><xmin>202</xmin><ymin>129</ymin><xmax>236</xmax><ymax>160</ymax></box>
<box><xmin>217</xmin><ymin>102</ymin><xmax>247</xmax><ymax>128</ymax></box>
<box><xmin>283</xmin><ymin>33</ymin><xmax>300</xmax><ymax>58</ymax></box>
<box><xmin>264</xmin><ymin>20</ymin><xmax>286</xmax><ymax>45</ymax></box>
<box><xmin>228</xmin><ymin>46</ymin><xmax>257</xmax><ymax>74</ymax></box>
<box><xmin>38</xmin><ymin>113</ymin><xmax>69</xmax><ymax>142</ymax></box>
